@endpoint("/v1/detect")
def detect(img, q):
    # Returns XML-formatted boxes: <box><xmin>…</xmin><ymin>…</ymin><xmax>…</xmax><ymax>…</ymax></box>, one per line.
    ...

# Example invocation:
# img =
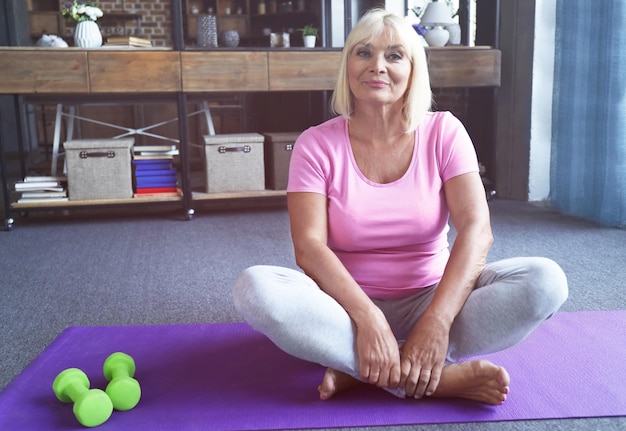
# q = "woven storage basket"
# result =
<box><xmin>204</xmin><ymin>133</ymin><xmax>265</xmax><ymax>193</ymax></box>
<box><xmin>263</xmin><ymin>132</ymin><xmax>299</xmax><ymax>190</ymax></box>
<box><xmin>64</xmin><ymin>138</ymin><xmax>134</xmax><ymax>200</ymax></box>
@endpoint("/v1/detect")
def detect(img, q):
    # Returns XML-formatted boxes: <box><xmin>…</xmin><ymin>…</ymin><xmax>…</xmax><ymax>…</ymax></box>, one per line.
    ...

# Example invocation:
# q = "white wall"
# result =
<box><xmin>330</xmin><ymin>1</ymin><xmax>345</xmax><ymax>47</ymax></box>
<box><xmin>529</xmin><ymin>0</ymin><xmax>556</xmax><ymax>201</ymax></box>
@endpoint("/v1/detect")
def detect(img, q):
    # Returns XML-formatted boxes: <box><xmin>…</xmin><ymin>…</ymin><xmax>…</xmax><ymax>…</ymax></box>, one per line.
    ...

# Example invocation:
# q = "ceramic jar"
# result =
<box><xmin>219</xmin><ymin>30</ymin><xmax>240</xmax><ymax>48</ymax></box>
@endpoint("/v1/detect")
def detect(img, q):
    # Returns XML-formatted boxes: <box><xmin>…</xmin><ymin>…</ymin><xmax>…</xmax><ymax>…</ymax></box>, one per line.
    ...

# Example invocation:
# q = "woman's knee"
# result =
<box><xmin>523</xmin><ymin>257</ymin><xmax>569</xmax><ymax>317</ymax></box>
<box><xmin>233</xmin><ymin>265</ymin><xmax>310</xmax><ymax>324</ymax></box>
<box><xmin>483</xmin><ymin>257</ymin><xmax>568</xmax><ymax>319</ymax></box>
<box><xmin>232</xmin><ymin>265</ymin><xmax>274</xmax><ymax>317</ymax></box>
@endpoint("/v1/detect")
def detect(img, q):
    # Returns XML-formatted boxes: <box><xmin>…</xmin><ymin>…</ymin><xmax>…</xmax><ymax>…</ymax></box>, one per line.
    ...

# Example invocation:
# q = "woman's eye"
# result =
<box><xmin>388</xmin><ymin>52</ymin><xmax>403</xmax><ymax>61</ymax></box>
<box><xmin>356</xmin><ymin>49</ymin><xmax>370</xmax><ymax>58</ymax></box>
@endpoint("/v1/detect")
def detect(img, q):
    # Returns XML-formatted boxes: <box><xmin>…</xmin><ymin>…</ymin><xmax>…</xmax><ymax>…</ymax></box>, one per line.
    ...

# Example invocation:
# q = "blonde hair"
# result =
<box><xmin>331</xmin><ymin>8</ymin><xmax>432</xmax><ymax>132</ymax></box>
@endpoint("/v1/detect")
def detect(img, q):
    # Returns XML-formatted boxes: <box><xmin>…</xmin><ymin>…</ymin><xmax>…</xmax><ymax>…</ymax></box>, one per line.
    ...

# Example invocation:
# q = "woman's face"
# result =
<box><xmin>347</xmin><ymin>28</ymin><xmax>412</xmax><ymax>110</ymax></box>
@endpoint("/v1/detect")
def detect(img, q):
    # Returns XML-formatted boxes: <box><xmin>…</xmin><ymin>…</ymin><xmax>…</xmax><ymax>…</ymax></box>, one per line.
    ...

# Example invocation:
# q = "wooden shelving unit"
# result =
<box><xmin>1</xmin><ymin>1</ymin><xmax>502</xmax><ymax>229</ymax></box>
<box><xmin>0</xmin><ymin>46</ymin><xmax>501</xmax><ymax>228</ymax></box>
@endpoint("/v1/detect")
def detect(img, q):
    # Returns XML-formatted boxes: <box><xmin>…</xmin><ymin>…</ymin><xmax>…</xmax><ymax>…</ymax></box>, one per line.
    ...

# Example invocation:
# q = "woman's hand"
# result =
<box><xmin>399</xmin><ymin>312</ymin><xmax>450</xmax><ymax>398</ymax></box>
<box><xmin>394</xmin><ymin>171</ymin><xmax>492</xmax><ymax>398</ymax></box>
<box><xmin>354</xmin><ymin>310</ymin><xmax>402</xmax><ymax>389</ymax></box>
<box><xmin>289</xmin><ymin>192</ymin><xmax>404</xmax><ymax>390</ymax></box>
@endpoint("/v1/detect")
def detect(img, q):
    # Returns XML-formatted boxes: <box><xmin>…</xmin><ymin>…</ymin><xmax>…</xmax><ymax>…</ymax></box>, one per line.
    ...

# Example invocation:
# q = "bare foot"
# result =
<box><xmin>432</xmin><ymin>359</ymin><xmax>510</xmax><ymax>405</ymax></box>
<box><xmin>317</xmin><ymin>368</ymin><xmax>361</xmax><ymax>400</ymax></box>
<box><xmin>317</xmin><ymin>360</ymin><xmax>509</xmax><ymax>405</ymax></box>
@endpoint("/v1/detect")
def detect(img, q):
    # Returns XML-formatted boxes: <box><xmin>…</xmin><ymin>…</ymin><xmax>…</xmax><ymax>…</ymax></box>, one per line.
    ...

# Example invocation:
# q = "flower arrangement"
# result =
<box><xmin>62</xmin><ymin>1</ymin><xmax>104</xmax><ymax>23</ymax></box>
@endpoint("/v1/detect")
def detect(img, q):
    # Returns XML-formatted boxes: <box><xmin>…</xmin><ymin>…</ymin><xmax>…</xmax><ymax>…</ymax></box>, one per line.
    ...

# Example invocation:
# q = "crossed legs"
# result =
<box><xmin>232</xmin><ymin>257</ymin><xmax>568</xmax><ymax>404</ymax></box>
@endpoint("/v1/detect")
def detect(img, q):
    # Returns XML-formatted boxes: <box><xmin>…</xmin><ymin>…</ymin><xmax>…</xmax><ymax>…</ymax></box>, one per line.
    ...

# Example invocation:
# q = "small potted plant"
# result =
<box><xmin>298</xmin><ymin>24</ymin><xmax>318</xmax><ymax>48</ymax></box>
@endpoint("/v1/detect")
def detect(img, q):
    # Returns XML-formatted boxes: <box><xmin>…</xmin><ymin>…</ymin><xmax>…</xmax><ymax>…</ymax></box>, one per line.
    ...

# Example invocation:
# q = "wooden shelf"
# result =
<box><xmin>28</xmin><ymin>11</ymin><xmax>62</xmax><ymax>38</ymax></box>
<box><xmin>10</xmin><ymin>191</ymin><xmax>286</xmax><ymax>211</ymax></box>
<box><xmin>11</xmin><ymin>195</ymin><xmax>183</xmax><ymax>210</ymax></box>
<box><xmin>192</xmin><ymin>190</ymin><xmax>286</xmax><ymax>200</ymax></box>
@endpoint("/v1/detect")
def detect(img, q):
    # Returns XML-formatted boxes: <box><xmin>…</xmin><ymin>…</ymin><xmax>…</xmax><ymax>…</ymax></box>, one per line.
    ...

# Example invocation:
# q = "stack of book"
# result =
<box><xmin>105</xmin><ymin>36</ymin><xmax>153</xmax><ymax>48</ymax></box>
<box><xmin>133</xmin><ymin>145</ymin><xmax>180</xmax><ymax>197</ymax></box>
<box><xmin>14</xmin><ymin>176</ymin><xmax>68</xmax><ymax>203</ymax></box>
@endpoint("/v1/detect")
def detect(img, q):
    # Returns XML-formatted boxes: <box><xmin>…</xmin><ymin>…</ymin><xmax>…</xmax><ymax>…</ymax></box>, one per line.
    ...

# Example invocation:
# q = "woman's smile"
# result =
<box><xmin>363</xmin><ymin>79</ymin><xmax>390</xmax><ymax>88</ymax></box>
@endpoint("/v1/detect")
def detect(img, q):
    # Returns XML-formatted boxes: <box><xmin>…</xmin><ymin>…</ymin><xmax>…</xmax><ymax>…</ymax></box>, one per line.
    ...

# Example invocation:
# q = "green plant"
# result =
<box><xmin>297</xmin><ymin>25</ymin><xmax>318</xmax><ymax>37</ymax></box>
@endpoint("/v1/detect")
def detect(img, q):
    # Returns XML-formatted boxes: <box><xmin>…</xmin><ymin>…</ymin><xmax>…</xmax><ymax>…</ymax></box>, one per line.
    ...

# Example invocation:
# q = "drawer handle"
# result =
<box><xmin>79</xmin><ymin>151</ymin><xmax>116</xmax><ymax>159</ymax></box>
<box><xmin>285</xmin><ymin>143</ymin><xmax>293</xmax><ymax>151</ymax></box>
<box><xmin>218</xmin><ymin>145</ymin><xmax>251</xmax><ymax>154</ymax></box>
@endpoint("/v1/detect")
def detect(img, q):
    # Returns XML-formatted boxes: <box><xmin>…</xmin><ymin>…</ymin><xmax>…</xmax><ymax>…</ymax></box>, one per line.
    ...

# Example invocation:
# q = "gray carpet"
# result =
<box><xmin>1</xmin><ymin>199</ymin><xmax>625</xmax><ymax>431</ymax></box>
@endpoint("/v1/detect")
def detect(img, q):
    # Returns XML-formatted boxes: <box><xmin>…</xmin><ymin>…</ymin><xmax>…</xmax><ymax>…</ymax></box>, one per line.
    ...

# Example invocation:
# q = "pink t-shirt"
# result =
<box><xmin>287</xmin><ymin>111</ymin><xmax>479</xmax><ymax>299</ymax></box>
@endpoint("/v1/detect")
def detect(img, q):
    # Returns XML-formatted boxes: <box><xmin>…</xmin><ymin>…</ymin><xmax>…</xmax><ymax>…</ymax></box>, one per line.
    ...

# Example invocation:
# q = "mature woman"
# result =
<box><xmin>233</xmin><ymin>9</ymin><xmax>568</xmax><ymax>405</ymax></box>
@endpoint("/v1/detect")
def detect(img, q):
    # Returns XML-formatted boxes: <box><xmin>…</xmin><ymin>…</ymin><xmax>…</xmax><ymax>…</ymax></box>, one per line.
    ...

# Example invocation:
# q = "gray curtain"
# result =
<box><xmin>551</xmin><ymin>0</ymin><xmax>626</xmax><ymax>227</ymax></box>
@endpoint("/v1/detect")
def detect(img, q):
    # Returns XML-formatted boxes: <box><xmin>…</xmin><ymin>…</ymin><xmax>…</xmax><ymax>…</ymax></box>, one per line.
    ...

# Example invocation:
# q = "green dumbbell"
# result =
<box><xmin>52</xmin><ymin>368</ymin><xmax>113</xmax><ymax>428</ymax></box>
<box><xmin>103</xmin><ymin>352</ymin><xmax>141</xmax><ymax>411</ymax></box>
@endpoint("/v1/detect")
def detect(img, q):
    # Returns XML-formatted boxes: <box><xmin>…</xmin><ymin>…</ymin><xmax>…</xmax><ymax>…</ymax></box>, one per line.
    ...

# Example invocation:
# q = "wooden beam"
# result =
<box><xmin>268</xmin><ymin>51</ymin><xmax>340</xmax><ymax>91</ymax></box>
<box><xmin>269</xmin><ymin>48</ymin><xmax>501</xmax><ymax>91</ymax></box>
<box><xmin>427</xmin><ymin>47</ymin><xmax>501</xmax><ymax>88</ymax></box>
<box><xmin>88</xmin><ymin>50</ymin><xmax>182</xmax><ymax>93</ymax></box>
<box><xmin>0</xmin><ymin>47</ymin><xmax>501</xmax><ymax>94</ymax></box>
<box><xmin>181</xmin><ymin>51</ymin><xmax>269</xmax><ymax>92</ymax></box>
<box><xmin>0</xmin><ymin>49</ymin><xmax>88</xmax><ymax>94</ymax></box>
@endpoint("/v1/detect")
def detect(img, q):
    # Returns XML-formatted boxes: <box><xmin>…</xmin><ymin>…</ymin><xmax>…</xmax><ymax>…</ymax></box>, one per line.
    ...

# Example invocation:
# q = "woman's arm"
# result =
<box><xmin>400</xmin><ymin>171</ymin><xmax>493</xmax><ymax>398</ymax></box>
<box><xmin>288</xmin><ymin>191</ymin><xmax>401</xmax><ymax>388</ymax></box>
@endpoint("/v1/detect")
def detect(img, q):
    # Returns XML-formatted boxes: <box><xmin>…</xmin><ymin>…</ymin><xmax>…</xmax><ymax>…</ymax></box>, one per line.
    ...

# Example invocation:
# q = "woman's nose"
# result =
<box><xmin>369</xmin><ymin>54</ymin><xmax>386</xmax><ymax>73</ymax></box>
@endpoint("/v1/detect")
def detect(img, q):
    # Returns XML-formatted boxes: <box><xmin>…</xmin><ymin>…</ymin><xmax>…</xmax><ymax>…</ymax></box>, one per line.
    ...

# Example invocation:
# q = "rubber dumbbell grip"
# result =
<box><xmin>110</xmin><ymin>368</ymin><xmax>131</xmax><ymax>380</ymax></box>
<box><xmin>64</xmin><ymin>381</ymin><xmax>88</xmax><ymax>402</ymax></box>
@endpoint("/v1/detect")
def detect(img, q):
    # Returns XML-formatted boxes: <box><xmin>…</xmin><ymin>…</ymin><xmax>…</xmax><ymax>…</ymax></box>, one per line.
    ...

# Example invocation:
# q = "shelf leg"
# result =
<box><xmin>177</xmin><ymin>92</ymin><xmax>193</xmax><ymax>219</ymax></box>
<box><xmin>0</xmin><ymin>106</ymin><xmax>13</xmax><ymax>231</ymax></box>
<box><xmin>201</xmin><ymin>101</ymin><xmax>215</xmax><ymax>136</ymax></box>
<box><xmin>51</xmin><ymin>103</ymin><xmax>63</xmax><ymax>176</ymax></box>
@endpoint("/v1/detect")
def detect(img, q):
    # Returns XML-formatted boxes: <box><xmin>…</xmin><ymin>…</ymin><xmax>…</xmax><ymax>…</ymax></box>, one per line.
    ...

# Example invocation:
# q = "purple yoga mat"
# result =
<box><xmin>1</xmin><ymin>311</ymin><xmax>625</xmax><ymax>430</ymax></box>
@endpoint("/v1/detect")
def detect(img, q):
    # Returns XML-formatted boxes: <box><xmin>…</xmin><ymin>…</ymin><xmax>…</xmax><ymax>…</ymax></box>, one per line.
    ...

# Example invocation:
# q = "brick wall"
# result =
<box><xmin>97</xmin><ymin>0</ymin><xmax>173</xmax><ymax>47</ymax></box>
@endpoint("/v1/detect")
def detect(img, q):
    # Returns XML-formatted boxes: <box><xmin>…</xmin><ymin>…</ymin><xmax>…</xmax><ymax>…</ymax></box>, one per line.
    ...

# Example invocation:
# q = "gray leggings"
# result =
<box><xmin>233</xmin><ymin>257</ymin><xmax>568</xmax><ymax>395</ymax></box>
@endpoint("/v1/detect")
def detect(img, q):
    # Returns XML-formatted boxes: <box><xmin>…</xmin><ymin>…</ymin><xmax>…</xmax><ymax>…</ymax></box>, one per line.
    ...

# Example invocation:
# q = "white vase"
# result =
<box><xmin>303</xmin><ymin>35</ymin><xmax>316</xmax><ymax>48</ymax></box>
<box><xmin>74</xmin><ymin>21</ymin><xmax>102</xmax><ymax>48</ymax></box>
<box><xmin>424</xmin><ymin>26</ymin><xmax>449</xmax><ymax>47</ymax></box>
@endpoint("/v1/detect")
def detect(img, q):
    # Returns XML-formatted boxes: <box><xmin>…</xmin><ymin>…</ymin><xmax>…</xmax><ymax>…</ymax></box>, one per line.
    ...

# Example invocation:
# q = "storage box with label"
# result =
<box><xmin>204</xmin><ymin>133</ymin><xmax>265</xmax><ymax>193</ymax></box>
<box><xmin>263</xmin><ymin>132</ymin><xmax>299</xmax><ymax>190</ymax></box>
<box><xmin>64</xmin><ymin>138</ymin><xmax>134</xmax><ymax>200</ymax></box>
